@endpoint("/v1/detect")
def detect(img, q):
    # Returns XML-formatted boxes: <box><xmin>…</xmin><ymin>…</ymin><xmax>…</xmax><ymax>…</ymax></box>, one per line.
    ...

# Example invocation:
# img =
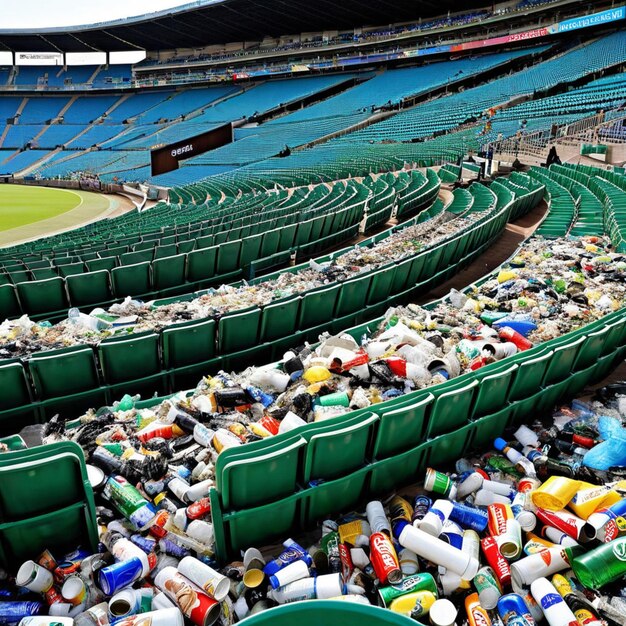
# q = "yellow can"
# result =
<box><xmin>389</xmin><ymin>590</ymin><xmax>437</xmax><ymax>618</ymax></box>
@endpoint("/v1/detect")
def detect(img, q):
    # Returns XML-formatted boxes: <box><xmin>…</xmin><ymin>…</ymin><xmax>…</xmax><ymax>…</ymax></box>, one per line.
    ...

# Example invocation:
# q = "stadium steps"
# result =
<box><xmin>14</xmin><ymin>147</ymin><xmax>62</xmax><ymax>177</ymax></box>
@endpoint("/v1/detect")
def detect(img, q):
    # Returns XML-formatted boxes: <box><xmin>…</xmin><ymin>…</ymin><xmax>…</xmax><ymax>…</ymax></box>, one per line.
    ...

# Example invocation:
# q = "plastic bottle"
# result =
<box><xmin>530</xmin><ymin>578</ymin><xmax>578</xmax><ymax>626</ymax></box>
<box><xmin>571</xmin><ymin>536</ymin><xmax>626</xmax><ymax>588</ymax></box>
<box><xmin>419</xmin><ymin>499</ymin><xmax>453</xmax><ymax>536</ymax></box>
<box><xmin>366</xmin><ymin>501</ymin><xmax>392</xmax><ymax>535</ymax></box>
<box><xmin>494</xmin><ymin>439</ymin><xmax>536</xmax><ymax>476</ymax></box>
<box><xmin>551</xmin><ymin>574</ymin><xmax>603</xmax><ymax>626</ymax></box>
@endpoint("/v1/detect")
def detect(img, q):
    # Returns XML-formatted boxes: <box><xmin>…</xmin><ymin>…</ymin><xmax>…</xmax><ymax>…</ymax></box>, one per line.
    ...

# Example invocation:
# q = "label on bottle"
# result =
<box><xmin>574</xmin><ymin>608</ymin><xmax>596</xmax><ymax>625</ymax></box>
<box><xmin>540</xmin><ymin>593</ymin><xmax>563</xmax><ymax>610</ymax></box>
<box><xmin>612</xmin><ymin>541</ymin><xmax>626</xmax><ymax>561</ymax></box>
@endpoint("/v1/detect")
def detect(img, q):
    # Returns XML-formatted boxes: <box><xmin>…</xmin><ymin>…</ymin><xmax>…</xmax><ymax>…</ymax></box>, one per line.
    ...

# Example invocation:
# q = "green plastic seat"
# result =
<box><xmin>372</xmin><ymin>392</ymin><xmax>433</xmax><ymax>460</ymax></box>
<box><xmin>472</xmin><ymin>363</ymin><xmax>518</xmax><ymax>419</ymax></box>
<box><xmin>162</xmin><ymin>318</ymin><xmax>216</xmax><ymax>369</ymax></box>
<box><xmin>8</xmin><ymin>270</ymin><xmax>31</xmax><ymax>284</ymax></box>
<box><xmin>239</xmin><ymin>234</ymin><xmax>263</xmax><ymax>269</ymax></box>
<box><xmin>260</xmin><ymin>229</ymin><xmax>281</xmax><ymax>258</ymax></box>
<box><xmin>177</xmin><ymin>240</ymin><xmax>196</xmax><ymax>255</ymax></box>
<box><xmin>57</xmin><ymin>262</ymin><xmax>85</xmax><ymax>278</ymax></box>
<box><xmin>31</xmin><ymin>268</ymin><xmax>58</xmax><ymax>281</ymax></box>
<box><xmin>407</xmin><ymin>253</ymin><xmax>427</xmax><ymax>286</ymax></box>
<box><xmin>426</xmin><ymin>422</ymin><xmax>475</xmax><ymax>466</ymax></box>
<box><xmin>0</xmin><ymin>441</ymin><xmax>98</xmax><ymax>570</ymax></box>
<box><xmin>574</xmin><ymin>326</ymin><xmax>611</xmax><ymax>371</ymax></box>
<box><xmin>427</xmin><ymin>379</ymin><xmax>478</xmax><ymax>438</ymax></box>
<box><xmin>120</xmin><ymin>249</ymin><xmax>153</xmax><ymax>266</ymax></box>
<box><xmin>218</xmin><ymin>307</ymin><xmax>261</xmax><ymax>353</ymax></box>
<box><xmin>389</xmin><ymin>257</ymin><xmax>412</xmax><ymax>294</ymax></box>
<box><xmin>369</xmin><ymin>443</ymin><xmax>428</xmax><ymax>496</ymax></box>
<box><xmin>28</xmin><ymin>346</ymin><xmax>103</xmax><ymax>401</ymax></box>
<box><xmin>216</xmin><ymin>240</ymin><xmax>241</xmax><ymax>275</ymax></box>
<box><xmin>152</xmin><ymin>254</ymin><xmax>186</xmax><ymax>292</ymax></box>
<box><xmin>335</xmin><ymin>274</ymin><xmax>372</xmax><ymax>318</ymax></box>
<box><xmin>218</xmin><ymin>435</ymin><xmax>306</xmax><ymax>510</ymax></box>
<box><xmin>0</xmin><ymin>285</ymin><xmax>21</xmax><ymax>320</ymax></box>
<box><xmin>507</xmin><ymin>350</ymin><xmax>553</xmax><ymax>402</ymax></box>
<box><xmin>111</xmin><ymin>262</ymin><xmax>152</xmax><ymax>298</ymax></box>
<box><xmin>303</xmin><ymin>412</ymin><xmax>378</xmax><ymax>482</ymax></box>
<box><xmin>472</xmin><ymin>405</ymin><xmax>515</xmax><ymax>449</ymax></box>
<box><xmin>187</xmin><ymin>246</ymin><xmax>217</xmax><ymax>283</ymax></box>
<box><xmin>98</xmin><ymin>332</ymin><xmax>162</xmax><ymax>385</ymax></box>
<box><xmin>297</xmin><ymin>284</ymin><xmax>340</xmax><ymax>330</ymax></box>
<box><xmin>66</xmin><ymin>270</ymin><xmax>112</xmax><ymax>308</ymax></box>
<box><xmin>542</xmin><ymin>335</ymin><xmax>585</xmax><ymax>386</ymax></box>
<box><xmin>0</xmin><ymin>361</ymin><xmax>33</xmax><ymax>413</ymax></box>
<box><xmin>154</xmin><ymin>244</ymin><xmax>178</xmax><ymax>260</ymax></box>
<box><xmin>259</xmin><ymin>297</ymin><xmax>300</xmax><ymax>343</ymax></box>
<box><xmin>366</xmin><ymin>264</ymin><xmax>397</xmax><ymax>306</ymax></box>
<box><xmin>278</xmin><ymin>223</ymin><xmax>298</xmax><ymax>251</ymax></box>
<box><xmin>16</xmin><ymin>277</ymin><xmax>68</xmax><ymax>316</ymax></box>
<box><xmin>300</xmin><ymin>466</ymin><xmax>370</xmax><ymax>528</ymax></box>
<box><xmin>86</xmin><ymin>256</ymin><xmax>117</xmax><ymax>272</ymax></box>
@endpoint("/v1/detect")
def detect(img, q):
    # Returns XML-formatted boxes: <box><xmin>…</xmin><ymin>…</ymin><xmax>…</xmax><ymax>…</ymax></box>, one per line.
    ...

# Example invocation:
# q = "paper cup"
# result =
<box><xmin>17</xmin><ymin>560</ymin><xmax>54</xmax><ymax>593</ymax></box>
<box><xmin>243</xmin><ymin>548</ymin><xmax>265</xmax><ymax>571</ymax></box>
<box><xmin>177</xmin><ymin>556</ymin><xmax>230</xmax><ymax>602</ymax></box>
<box><xmin>315</xmin><ymin>573</ymin><xmax>344</xmax><ymax>599</ymax></box>
<box><xmin>61</xmin><ymin>576</ymin><xmax>86</xmax><ymax>607</ymax></box>
<box><xmin>243</xmin><ymin>568</ymin><xmax>265</xmax><ymax>589</ymax></box>
<box><xmin>424</xmin><ymin>468</ymin><xmax>453</xmax><ymax>496</ymax></box>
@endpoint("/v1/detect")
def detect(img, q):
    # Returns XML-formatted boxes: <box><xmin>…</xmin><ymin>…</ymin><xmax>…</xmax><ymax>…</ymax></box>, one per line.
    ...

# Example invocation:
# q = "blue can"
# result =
<box><xmin>98</xmin><ymin>557</ymin><xmax>144</xmax><ymax>596</ymax></box>
<box><xmin>450</xmin><ymin>501</ymin><xmax>489</xmax><ymax>532</ymax></box>
<box><xmin>497</xmin><ymin>593</ymin><xmax>535</xmax><ymax>626</ymax></box>
<box><xmin>0</xmin><ymin>601</ymin><xmax>44</xmax><ymax>624</ymax></box>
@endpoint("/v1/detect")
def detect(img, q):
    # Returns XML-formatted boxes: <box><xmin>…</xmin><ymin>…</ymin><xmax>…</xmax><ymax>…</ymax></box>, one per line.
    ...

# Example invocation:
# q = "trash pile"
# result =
<box><xmin>3</xmin><ymin>383</ymin><xmax>626</xmax><ymax>625</ymax></box>
<box><xmin>0</xmin><ymin>203</ymin><xmax>489</xmax><ymax>360</ymax></box>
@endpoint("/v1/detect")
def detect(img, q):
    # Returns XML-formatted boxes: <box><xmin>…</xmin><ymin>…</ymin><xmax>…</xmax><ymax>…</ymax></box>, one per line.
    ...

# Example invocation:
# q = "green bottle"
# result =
<box><xmin>571</xmin><ymin>536</ymin><xmax>626</xmax><ymax>588</ymax></box>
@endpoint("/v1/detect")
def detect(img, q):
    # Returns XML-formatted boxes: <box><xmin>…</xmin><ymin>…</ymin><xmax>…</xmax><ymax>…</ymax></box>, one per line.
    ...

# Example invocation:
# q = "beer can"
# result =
<box><xmin>98</xmin><ymin>557</ymin><xmax>144</xmax><ymax>596</ymax></box>
<box><xmin>378</xmin><ymin>572</ymin><xmax>438</xmax><ymax>606</ymax></box>
<box><xmin>155</xmin><ymin>566</ymin><xmax>220</xmax><ymax>626</ymax></box>
<box><xmin>497</xmin><ymin>593</ymin><xmax>536</xmax><ymax>626</ymax></box>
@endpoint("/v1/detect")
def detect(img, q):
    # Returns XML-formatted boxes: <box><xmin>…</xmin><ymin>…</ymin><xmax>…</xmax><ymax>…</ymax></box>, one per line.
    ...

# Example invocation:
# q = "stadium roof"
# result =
<box><xmin>0</xmin><ymin>0</ymin><xmax>489</xmax><ymax>53</ymax></box>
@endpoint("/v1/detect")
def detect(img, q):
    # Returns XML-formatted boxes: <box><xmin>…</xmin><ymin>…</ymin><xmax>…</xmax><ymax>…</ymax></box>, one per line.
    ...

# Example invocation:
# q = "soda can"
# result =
<box><xmin>411</xmin><ymin>495</ymin><xmax>432</xmax><ymax>524</ymax></box>
<box><xmin>481</xmin><ymin>536</ymin><xmax>511</xmax><ymax>587</ymax></box>
<box><xmin>338</xmin><ymin>543</ymin><xmax>353</xmax><ymax>583</ymax></box>
<box><xmin>424</xmin><ymin>468</ymin><xmax>455</xmax><ymax>497</ymax></box>
<box><xmin>0</xmin><ymin>602</ymin><xmax>44</xmax><ymax>623</ymax></box>
<box><xmin>473</xmin><ymin>567</ymin><xmax>502</xmax><ymax>610</ymax></box>
<box><xmin>98</xmin><ymin>557</ymin><xmax>144</xmax><ymax>596</ymax></box>
<box><xmin>378</xmin><ymin>572</ymin><xmax>438</xmax><ymax>606</ymax></box>
<box><xmin>450</xmin><ymin>502</ymin><xmax>489</xmax><ymax>533</ymax></box>
<box><xmin>177</xmin><ymin>557</ymin><xmax>230</xmax><ymax>602</ymax></box>
<box><xmin>154</xmin><ymin>566</ymin><xmax>220</xmax><ymax>626</ymax></box>
<box><xmin>36</xmin><ymin>550</ymin><xmax>57</xmax><ymax>572</ymax></box>
<box><xmin>370</xmin><ymin>532</ymin><xmax>402</xmax><ymax>585</ymax></box>
<box><xmin>497</xmin><ymin>593</ymin><xmax>536</xmax><ymax>626</ymax></box>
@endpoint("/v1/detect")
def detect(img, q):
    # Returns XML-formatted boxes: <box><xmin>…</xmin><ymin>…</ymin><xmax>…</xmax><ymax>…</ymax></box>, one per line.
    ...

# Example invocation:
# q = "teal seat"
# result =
<box><xmin>66</xmin><ymin>270</ymin><xmax>112</xmax><ymax>308</ymax></box>
<box><xmin>427</xmin><ymin>379</ymin><xmax>478</xmax><ymax>438</ymax></box>
<box><xmin>16</xmin><ymin>277</ymin><xmax>68</xmax><ymax>316</ymax></box>
<box><xmin>259</xmin><ymin>297</ymin><xmax>300</xmax><ymax>343</ymax></box>
<box><xmin>152</xmin><ymin>254</ymin><xmax>186</xmax><ymax>292</ymax></box>
<box><xmin>218</xmin><ymin>435</ymin><xmax>306</xmax><ymax>510</ymax></box>
<box><xmin>120</xmin><ymin>250</ymin><xmax>153</xmax><ymax>266</ymax></box>
<box><xmin>300</xmin><ymin>466</ymin><xmax>370</xmax><ymax>528</ymax></box>
<box><xmin>542</xmin><ymin>336</ymin><xmax>585</xmax><ymax>386</ymax></box>
<box><xmin>31</xmin><ymin>268</ymin><xmax>58</xmax><ymax>281</ymax></box>
<box><xmin>472</xmin><ymin>406</ymin><xmax>515</xmax><ymax>449</ymax></box>
<box><xmin>508</xmin><ymin>350</ymin><xmax>553</xmax><ymax>402</ymax></box>
<box><xmin>0</xmin><ymin>285</ymin><xmax>21</xmax><ymax>320</ymax></box>
<box><xmin>574</xmin><ymin>326</ymin><xmax>611</xmax><ymax>371</ymax></box>
<box><xmin>389</xmin><ymin>257</ymin><xmax>413</xmax><ymax>294</ymax></box>
<box><xmin>154</xmin><ymin>244</ymin><xmax>178</xmax><ymax>260</ymax></box>
<box><xmin>29</xmin><ymin>346</ymin><xmax>102</xmax><ymax>401</ymax></box>
<box><xmin>86</xmin><ymin>256</ymin><xmax>117</xmax><ymax>272</ymax></box>
<box><xmin>373</xmin><ymin>393</ymin><xmax>433</xmax><ymax>459</ymax></box>
<box><xmin>216</xmin><ymin>240</ymin><xmax>241</xmax><ymax>275</ymax></box>
<box><xmin>425</xmin><ymin>422</ymin><xmax>475</xmax><ymax>466</ymax></box>
<box><xmin>336</xmin><ymin>274</ymin><xmax>372</xmax><ymax>318</ymax></box>
<box><xmin>278</xmin><ymin>223</ymin><xmax>298</xmax><ymax>251</ymax></box>
<box><xmin>297</xmin><ymin>284</ymin><xmax>340</xmax><ymax>330</ymax></box>
<box><xmin>369</xmin><ymin>444</ymin><xmax>428</xmax><ymax>496</ymax></box>
<box><xmin>111</xmin><ymin>262</ymin><xmax>152</xmax><ymax>298</ymax></box>
<box><xmin>0</xmin><ymin>360</ymin><xmax>33</xmax><ymax>414</ymax></box>
<box><xmin>260</xmin><ymin>229</ymin><xmax>281</xmax><ymax>258</ymax></box>
<box><xmin>218</xmin><ymin>307</ymin><xmax>261</xmax><ymax>353</ymax></box>
<box><xmin>239</xmin><ymin>234</ymin><xmax>263</xmax><ymax>269</ymax></box>
<box><xmin>187</xmin><ymin>246</ymin><xmax>217</xmax><ymax>283</ymax></box>
<box><xmin>162</xmin><ymin>318</ymin><xmax>216</xmax><ymax>369</ymax></box>
<box><xmin>303</xmin><ymin>412</ymin><xmax>378</xmax><ymax>482</ymax></box>
<box><xmin>366</xmin><ymin>264</ymin><xmax>397</xmax><ymax>305</ymax></box>
<box><xmin>98</xmin><ymin>332</ymin><xmax>162</xmax><ymax>386</ymax></box>
<box><xmin>472</xmin><ymin>363</ymin><xmax>518</xmax><ymax>418</ymax></box>
<box><xmin>57</xmin><ymin>262</ymin><xmax>85</xmax><ymax>278</ymax></box>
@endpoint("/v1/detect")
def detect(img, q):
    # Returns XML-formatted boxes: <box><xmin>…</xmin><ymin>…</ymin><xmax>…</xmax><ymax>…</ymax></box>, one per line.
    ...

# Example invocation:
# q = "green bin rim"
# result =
<box><xmin>238</xmin><ymin>600</ymin><xmax>424</xmax><ymax>626</ymax></box>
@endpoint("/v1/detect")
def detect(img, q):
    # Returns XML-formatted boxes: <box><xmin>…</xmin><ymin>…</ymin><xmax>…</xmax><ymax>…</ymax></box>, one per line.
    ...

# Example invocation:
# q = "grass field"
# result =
<box><xmin>0</xmin><ymin>185</ymin><xmax>82</xmax><ymax>232</ymax></box>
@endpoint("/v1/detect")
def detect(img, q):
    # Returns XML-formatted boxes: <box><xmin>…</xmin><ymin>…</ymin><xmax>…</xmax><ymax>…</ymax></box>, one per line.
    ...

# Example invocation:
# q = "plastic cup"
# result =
<box><xmin>16</xmin><ymin>561</ymin><xmax>54</xmax><ymax>593</ymax></box>
<box><xmin>430</xmin><ymin>599</ymin><xmax>458</xmax><ymax>626</ymax></box>
<box><xmin>424</xmin><ymin>468</ymin><xmax>453</xmax><ymax>496</ymax></box>
<box><xmin>315</xmin><ymin>573</ymin><xmax>344</xmax><ymax>599</ymax></box>
<box><xmin>61</xmin><ymin>576</ymin><xmax>86</xmax><ymax>607</ymax></box>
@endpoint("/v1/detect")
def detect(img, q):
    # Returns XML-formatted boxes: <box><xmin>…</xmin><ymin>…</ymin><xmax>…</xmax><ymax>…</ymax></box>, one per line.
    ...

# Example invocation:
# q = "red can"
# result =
<box><xmin>481</xmin><ymin>536</ymin><xmax>511</xmax><ymax>586</ymax></box>
<box><xmin>338</xmin><ymin>543</ymin><xmax>354</xmax><ymax>583</ymax></box>
<box><xmin>498</xmin><ymin>328</ymin><xmax>532</xmax><ymax>351</ymax></box>
<box><xmin>370</xmin><ymin>532</ymin><xmax>402</xmax><ymax>584</ymax></box>
<box><xmin>44</xmin><ymin>586</ymin><xmax>63</xmax><ymax>606</ymax></box>
<box><xmin>186</xmin><ymin>497</ymin><xmax>211</xmax><ymax>521</ymax></box>
<box><xmin>258</xmin><ymin>415</ymin><xmax>280</xmax><ymax>436</ymax></box>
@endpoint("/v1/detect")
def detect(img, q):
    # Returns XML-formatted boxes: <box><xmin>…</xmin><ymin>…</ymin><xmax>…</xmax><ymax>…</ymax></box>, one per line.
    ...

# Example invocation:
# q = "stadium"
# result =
<box><xmin>0</xmin><ymin>0</ymin><xmax>625</xmax><ymax>623</ymax></box>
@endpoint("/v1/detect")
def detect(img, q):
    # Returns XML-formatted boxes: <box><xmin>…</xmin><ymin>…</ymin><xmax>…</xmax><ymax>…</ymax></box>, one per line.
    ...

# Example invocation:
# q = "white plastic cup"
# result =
<box><xmin>481</xmin><ymin>479</ymin><xmax>514</xmax><ymax>497</ymax></box>
<box><xmin>457</xmin><ymin>473</ymin><xmax>484</xmax><ymax>499</ymax></box>
<box><xmin>474</xmin><ymin>490</ymin><xmax>511</xmax><ymax>507</ymax></box>
<box><xmin>420</xmin><ymin>500</ymin><xmax>454</xmax><ymax>537</ymax></box>
<box><xmin>430</xmin><ymin>598</ymin><xmax>458</xmax><ymax>626</ymax></box>
<box><xmin>315</xmin><ymin>573</ymin><xmax>344</xmax><ymax>599</ymax></box>
<box><xmin>269</xmin><ymin>559</ymin><xmax>309</xmax><ymax>589</ymax></box>
<box><xmin>61</xmin><ymin>576</ymin><xmax>87</xmax><ymax>607</ymax></box>
<box><xmin>514</xmin><ymin>425</ymin><xmax>540</xmax><ymax>448</ymax></box>
<box><xmin>16</xmin><ymin>560</ymin><xmax>54</xmax><ymax>593</ymax></box>
<box><xmin>243</xmin><ymin>547</ymin><xmax>265</xmax><ymax>571</ymax></box>
<box><xmin>278</xmin><ymin>411</ymin><xmax>307</xmax><ymax>434</ymax></box>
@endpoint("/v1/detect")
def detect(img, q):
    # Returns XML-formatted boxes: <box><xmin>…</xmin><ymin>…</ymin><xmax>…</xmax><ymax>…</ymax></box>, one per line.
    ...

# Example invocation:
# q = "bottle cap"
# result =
<box><xmin>494</xmin><ymin>438</ymin><xmax>507</xmax><ymax>451</ymax></box>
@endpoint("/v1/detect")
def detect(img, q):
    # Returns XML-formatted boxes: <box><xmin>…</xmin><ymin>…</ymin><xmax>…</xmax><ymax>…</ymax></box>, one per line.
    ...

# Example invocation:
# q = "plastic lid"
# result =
<box><xmin>493</xmin><ymin>438</ymin><xmax>507</xmax><ymax>451</ymax></box>
<box><xmin>430</xmin><ymin>599</ymin><xmax>458</xmax><ymax>626</ymax></box>
<box><xmin>392</xmin><ymin>520</ymin><xmax>410</xmax><ymax>540</ymax></box>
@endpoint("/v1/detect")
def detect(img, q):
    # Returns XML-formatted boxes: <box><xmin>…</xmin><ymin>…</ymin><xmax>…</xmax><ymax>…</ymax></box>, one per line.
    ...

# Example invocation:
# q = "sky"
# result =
<box><xmin>1</xmin><ymin>0</ymin><xmax>197</xmax><ymax>29</ymax></box>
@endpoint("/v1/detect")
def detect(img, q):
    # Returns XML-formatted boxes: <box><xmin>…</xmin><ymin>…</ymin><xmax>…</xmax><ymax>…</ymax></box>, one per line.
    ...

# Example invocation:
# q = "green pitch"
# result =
<box><xmin>0</xmin><ymin>185</ymin><xmax>82</xmax><ymax>232</ymax></box>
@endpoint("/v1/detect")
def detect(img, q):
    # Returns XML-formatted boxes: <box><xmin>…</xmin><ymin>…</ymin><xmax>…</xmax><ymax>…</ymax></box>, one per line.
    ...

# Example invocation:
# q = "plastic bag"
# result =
<box><xmin>582</xmin><ymin>416</ymin><xmax>626</xmax><ymax>470</ymax></box>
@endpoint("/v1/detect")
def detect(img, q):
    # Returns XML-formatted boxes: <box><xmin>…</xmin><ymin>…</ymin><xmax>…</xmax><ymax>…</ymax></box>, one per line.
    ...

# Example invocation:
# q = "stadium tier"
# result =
<box><xmin>0</xmin><ymin>3</ymin><xmax>626</xmax><ymax>625</ymax></box>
